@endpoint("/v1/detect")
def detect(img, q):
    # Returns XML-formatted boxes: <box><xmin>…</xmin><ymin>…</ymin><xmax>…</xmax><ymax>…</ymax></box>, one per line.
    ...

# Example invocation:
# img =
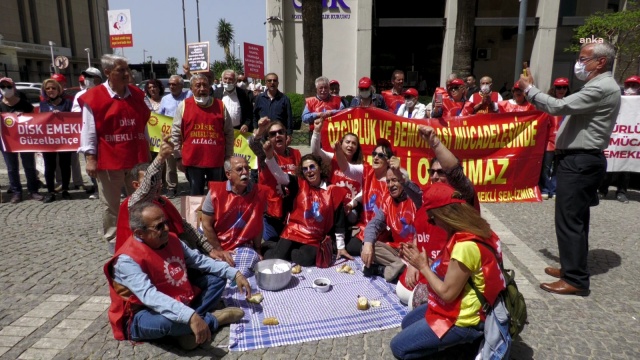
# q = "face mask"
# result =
<box><xmin>0</xmin><ymin>88</ymin><xmax>14</xmax><ymax>98</ymax></box>
<box><xmin>237</xmin><ymin>81</ymin><xmax>246</xmax><ymax>89</ymax></box>
<box><xmin>574</xmin><ymin>61</ymin><xmax>591</xmax><ymax>81</ymax></box>
<box><xmin>480</xmin><ymin>84</ymin><xmax>491</xmax><ymax>94</ymax></box>
<box><xmin>624</xmin><ymin>87</ymin><xmax>638</xmax><ymax>95</ymax></box>
<box><xmin>359</xmin><ymin>90</ymin><xmax>371</xmax><ymax>98</ymax></box>
<box><xmin>223</xmin><ymin>83</ymin><xmax>235</xmax><ymax>92</ymax></box>
<box><xmin>194</xmin><ymin>96</ymin><xmax>210</xmax><ymax>105</ymax></box>
<box><xmin>85</xmin><ymin>79</ymin><xmax>96</xmax><ymax>90</ymax></box>
<box><xmin>405</xmin><ymin>99</ymin><xmax>416</xmax><ymax>108</ymax></box>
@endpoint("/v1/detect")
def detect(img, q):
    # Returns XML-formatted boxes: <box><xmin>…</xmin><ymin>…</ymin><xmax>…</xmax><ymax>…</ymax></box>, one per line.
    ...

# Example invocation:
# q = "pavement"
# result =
<box><xmin>1</xmin><ymin>147</ymin><xmax>639</xmax><ymax>359</ymax></box>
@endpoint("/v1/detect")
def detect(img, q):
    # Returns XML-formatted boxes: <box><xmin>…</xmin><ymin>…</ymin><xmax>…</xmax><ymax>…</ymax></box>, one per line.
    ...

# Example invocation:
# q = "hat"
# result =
<box><xmin>422</xmin><ymin>183</ymin><xmax>467</xmax><ymax>211</ymax></box>
<box><xmin>0</xmin><ymin>77</ymin><xmax>14</xmax><ymax>85</ymax></box>
<box><xmin>376</xmin><ymin>138</ymin><xmax>392</xmax><ymax>151</ymax></box>
<box><xmin>404</xmin><ymin>88</ymin><xmax>418</xmax><ymax>98</ymax></box>
<box><xmin>624</xmin><ymin>75</ymin><xmax>640</xmax><ymax>85</ymax></box>
<box><xmin>51</xmin><ymin>73</ymin><xmax>67</xmax><ymax>84</ymax></box>
<box><xmin>553</xmin><ymin>78</ymin><xmax>569</xmax><ymax>86</ymax></box>
<box><xmin>78</xmin><ymin>75</ymin><xmax>85</xmax><ymax>82</ymax></box>
<box><xmin>512</xmin><ymin>82</ymin><xmax>521</xmax><ymax>90</ymax></box>
<box><xmin>358</xmin><ymin>77</ymin><xmax>372</xmax><ymax>89</ymax></box>
<box><xmin>329</xmin><ymin>80</ymin><xmax>340</xmax><ymax>86</ymax></box>
<box><xmin>448</xmin><ymin>78</ymin><xmax>464</xmax><ymax>87</ymax></box>
<box><xmin>81</xmin><ymin>67</ymin><xmax>103</xmax><ymax>81</ymax></box>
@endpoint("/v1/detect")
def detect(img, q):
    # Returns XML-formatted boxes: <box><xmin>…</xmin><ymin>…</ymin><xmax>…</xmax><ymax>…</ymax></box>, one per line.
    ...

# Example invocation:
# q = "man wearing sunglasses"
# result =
<box><xmin>518</xmin><ymin>41</ymin><xmax>621</xmax><ymax>297</ymax></box>
<box><xmin>430</xmin><ymin>79</ymin><xmax>469</xmax><ymax>118</ymax></box>
<box><xmin>497</xmin><ymin>82</ymin><xmax>536</xmax><ymax>113</ymax></box>
<box><xmin>253</xmin><ymin>73</ymin><xmax>293</xmax><ymax>134</ymax></box>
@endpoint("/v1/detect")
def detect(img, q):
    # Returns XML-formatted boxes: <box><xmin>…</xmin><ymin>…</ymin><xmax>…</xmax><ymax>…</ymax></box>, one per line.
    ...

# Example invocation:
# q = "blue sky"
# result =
<box><xmin>107</xmin><ymin>0</ymin><xmax>266</xmax><ymax>65</ymax></box>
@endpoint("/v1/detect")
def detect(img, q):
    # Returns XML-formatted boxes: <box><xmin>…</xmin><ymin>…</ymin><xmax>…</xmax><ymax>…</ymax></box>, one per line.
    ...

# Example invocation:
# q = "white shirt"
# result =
<box><xmin>396</xmin><ymin>102</ymin><xmax>427</xmax><ymax>119</ymax></box>
<box><xmin>222</xmin><ymin>89</ymin><xmax>242</xmax><ymax>127</ymax></box>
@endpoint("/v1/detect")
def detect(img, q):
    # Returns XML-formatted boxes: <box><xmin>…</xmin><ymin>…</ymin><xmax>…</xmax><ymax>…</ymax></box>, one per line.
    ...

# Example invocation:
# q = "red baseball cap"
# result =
<box><xmin>624</xmin><ymin>75</ymin><xmax>640</xmax><ymax>85</ymax></box>
<box><xmin>553</xmin><ymin>78</ymin><xmax>569</xmax><ymax>86</ymax></box>
<box><xmin>79</xmin><ymin>75</ymin><xmax>85</xmax><ymax>82</ymax></box>
<box><xmin>358</xmin><ymin>77</ymin><xmax>372</xmax><ymax>89</ymax></box>
<box><xmin>512</xmin><ymin>82</ymin><xmax>521</xmax><ymax>90</ymax></box>
<box><xmin>448</xmin><ymin>78</ymin><xmax>465</xmax><ymax>87</ymax></box>
<box><xmin>329</xmin><ymin>80</ymin><xmax>340</xmax><ymax>86</ymax></box>
<box><xmin>0</xmin><ymin>77</ymin><xmax>14</xmax><ymax>85</ymax></box>
<box><xmin>51</xmin><ymin>73</ymin><xmax>67</xmax><ymax>84</ymax></box>
<box><xmin>403</xmin><ymin>88</ymin><xmax>418</xmax><ymax>98</ymax></box>
<box><xmin>422</xmin><ymin>183</ymin><xmax>467</xmax><ymax>212</ymax></box>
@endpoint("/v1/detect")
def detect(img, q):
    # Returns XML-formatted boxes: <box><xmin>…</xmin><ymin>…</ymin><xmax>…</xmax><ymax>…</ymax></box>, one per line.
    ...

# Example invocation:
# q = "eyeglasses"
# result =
<box><xmin>147</xmin><ymin>220</ymin><xmax>168</xmax><ymax>232</ymax></box>
<box><xmin>0</xmin><ymin>85</ymin><xmax>13</xmax><ymax>89</ymax></box>
<box><xmin>266</xmin><ymin>79</ymin><xmax>278</xmax><ymax>83</ymax></box>
<box><xmin>427</xmin><ymin>214</ymin><xmax>436</xmax><ymax>225</ymax></box>
<box><xmin>555</xmin><ymin>86</ymin><xmax>568</xmax><ymax>90</ymax></box>
<box><xmin>268</xmin><ymin>129</ymin><xmax>285</xmax><ymax>137</ymax></box>
<box><xmin>428</xmin><ymin>168</ymin><xmax>445</xmax><ymax>176</ymax></box>
<box><xmin>449</xmin><ymin>86</ymin><xmax>461</xmax><ymax>92</ymax></box>
<box><xmin>577</xmin><ymin>57</ymin><xmax>597</xmax><ymax>64</ymax></box>
<box><xmin>372</xmin><ymin>151</ymin><xmax>387</xmax><ymax>160</ymax></box>
<box><xmin>302</xmin><ymin>164</ymin><xmax>317</xmax><ymax>173</ymax></box>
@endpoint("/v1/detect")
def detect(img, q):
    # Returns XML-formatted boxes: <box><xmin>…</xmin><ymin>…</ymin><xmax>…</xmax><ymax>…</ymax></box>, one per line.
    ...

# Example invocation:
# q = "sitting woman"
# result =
<box><xmin>262</xmin><ymin>141</ymin><xmax>350</xmax><ymax>266</ymax></box>
<box><xmin>390</xmin><ymin>183</ymin><xmax>505</xmax><ymax>359</ymax></box>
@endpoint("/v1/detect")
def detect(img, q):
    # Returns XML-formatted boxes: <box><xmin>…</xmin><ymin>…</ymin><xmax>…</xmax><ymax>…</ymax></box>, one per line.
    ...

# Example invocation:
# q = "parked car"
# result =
<box><xmin>15</xmin><ymin>82</ymin><xmax>42</xmax><ymax>88</ymax></box>
<box><xmin>16</xmin><ymin>86</ymin><xmax>42</xmax><ymax>112</ymax></box>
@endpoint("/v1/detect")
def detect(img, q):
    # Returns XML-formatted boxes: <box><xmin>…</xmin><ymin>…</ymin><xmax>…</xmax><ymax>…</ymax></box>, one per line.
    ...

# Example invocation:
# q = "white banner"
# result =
<box><xmin>108</xmin><ymin>9</ymin><xmax>132</xmax><ymax>35</ymax></box>
<box><xmin>604</xmin><ymin>96</ymin><xmax>640</xmax><ymax>172</ymax></box>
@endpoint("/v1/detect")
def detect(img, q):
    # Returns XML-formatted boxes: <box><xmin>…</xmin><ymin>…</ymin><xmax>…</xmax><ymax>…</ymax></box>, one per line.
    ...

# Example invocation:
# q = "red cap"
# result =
<box><xmin>329</xmin><ymin>80</ymin><xmax>339</xmax><ymax>86</ymax></box>
<box><xmin>51</xmin><ymin>73</ymin><xmax>67</xmax><ymax>84</ymax></box>
<box><xmin>79</xmin><ymin>75</ymin><xmax>85</xmax><ymax>82</ymax></box>
<box><xmin>0</xmin><ymin>77</ymin><xmax>14</xmax><ymax>85</ymax></box>
<box><xmin>422</xmin><ymin>183</ymin><xmax>467</xmax><ymax>211</ymax></box>
<box><xmin>376</xmin><ymin>138</ymin><xmax>392</xmax><ymax>150</ymax></box>
<box><xmin>553</xmin><ymin>78</ymin><xmax>569</xmax><ymax>86</ymax></box>
<box><xmin>448</xmin><ymin>78</ymin><xmax>464</xmax><ymax>87</ymax></box>
<box><xmin>403</xmin><ymin>88</ymin><xmax>418</xmax><ymax>98</ymax></box>
<box><xmin>358</xmin><ymin>77</ymin><xmax>372</xmax><ymax>89</ymax></box>
<box><xmin>512</xmin><ymin>82</ymin><xmax>521</xmax><ymax>90</ymax></box>
<box><xmin>624</xmin><ymin>75</ymin><xmax>640</xmax><ymax>85</ymax></box>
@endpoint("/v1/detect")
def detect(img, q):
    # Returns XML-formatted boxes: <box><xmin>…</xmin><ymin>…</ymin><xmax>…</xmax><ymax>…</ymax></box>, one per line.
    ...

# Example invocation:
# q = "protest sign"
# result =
<box><xmin>187</xmin><ymin>42</ymin><xmax>210</xmax><ymax>73</ymax></box>
<box><xmin>1</xmin><ymin>112</ymin><xmax>82</xmax><ymax>152</ymax></box>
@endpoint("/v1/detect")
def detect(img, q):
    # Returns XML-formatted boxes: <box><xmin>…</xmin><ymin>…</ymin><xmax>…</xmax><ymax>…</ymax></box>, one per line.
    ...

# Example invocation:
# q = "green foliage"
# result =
<box><xmin>166</xmin><ymin>57</ymin><xmax>179</xmax><ymax>75</ymax></box>
<box><xmin>217</xmin><ymin>19</ymin><xmax>234</xmax><ymax>59</ymax></box>
<box><xmin>287</xmin><ymin>92</ymin><xmax>305</xmax><ymax>120</ymax></box>
<box><xmin>210</xmin><ymin>55</ymin><xmax>243</xmax><ymax>80</ymax></box>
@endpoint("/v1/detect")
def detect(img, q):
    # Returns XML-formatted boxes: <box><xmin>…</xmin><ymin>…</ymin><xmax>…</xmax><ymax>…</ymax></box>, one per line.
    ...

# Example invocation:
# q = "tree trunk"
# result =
<box><xmin>452</xmin><ymin>0</ymin><xmax>476</xmax><ymax>78</ymax></box>
<box><xmin>301</xmin><ymin>0</ymin><xmax>323</xmax><ymax>97</ymax></box>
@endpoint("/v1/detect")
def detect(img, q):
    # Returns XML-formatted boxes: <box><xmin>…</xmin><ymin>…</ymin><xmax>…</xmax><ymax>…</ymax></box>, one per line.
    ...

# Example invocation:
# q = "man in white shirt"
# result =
<box><xmin>213</xmin><ymin>69</ymin><xmax>253</xmax><ymax>133</ymax></box>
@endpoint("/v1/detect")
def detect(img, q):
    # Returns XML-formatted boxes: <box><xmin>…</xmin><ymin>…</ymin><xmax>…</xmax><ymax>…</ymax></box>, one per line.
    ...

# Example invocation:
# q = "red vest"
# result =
<box><xmin>379</xmin><ymin>194</ymin><xmax>417</xmax><ymax>248</ymax></box>
<box><xmin>115</xmin><ymin>196</ymin><xmax>185</xmax><ymax>252</ymax></box>
<box><xmin>104</xmin><ymin>234</ymin><xmax>198</xmax><ymax>340</ymax></box>
<box><xmin>330</xmin><ymin>157</ymin><xmax>361</xmax><ymax>202</ymax></box>
<box><xmin>259</xmin><ymin>148</ymin><xmax>301</xmax><ymax>218</ymax></box>
<box><xmin>425</xmin><ymin>232</ymin><xmax>505</xmax><ymax>338</ymax></box>
<box><xmin>280</xmin><ymin>180</ymin><xmax>348</xmax><ymax>246</ymax></box>
<box><xmin>356</xmin><ymin>165</ymin><xmax>388</xmax><ymax>240</ymax></box>
<box><xmin>381</xmin><ymin>90</ymin><xmax>405</xmax><ymax>112</ymax></box>
<box><xmin>180</xmin><ymin>97</ymin><xmax>226</xmax><ymax>168</ymax></box>
<box><xmin>466</xmin><ymin>92</ymin><xmax>500</xmax><ymax>114</ymax></box>
<box><xmin>441</xmin><ymin>97</ymin><xmax>468</xmax><ymax>117</ymax></box>
<box><xmin>79</xmin><ymin>85</ymin><xmax>150</xmax><ymax>170</ymax></box>
<box><xmin>546</xmin><ymin>114</ymin><xmax>561</xmax><ymax>151</ymax></box>
<box><xmin>209</xmin><ymin>181</ymin><xmax>270</xmax><ymax>250</ymax></box>
<box><xmin>305</xmin><ymin>95</ymin><xmax>343</xmax><ymax>131</ymax></box>
<box><xmin>497</xmin><ymin>100</ymin><xmax>535</xmax><ymax>113</ymax></box>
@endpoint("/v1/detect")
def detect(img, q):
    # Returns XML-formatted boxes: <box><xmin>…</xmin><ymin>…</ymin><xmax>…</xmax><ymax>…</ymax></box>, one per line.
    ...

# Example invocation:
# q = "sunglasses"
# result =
<box><xmin>372</xmin><ymin>151</ymin><xmax>387</xmax><ymax>160</ymax></box>
<box><xmin>266</xmin><ymin>79</ymin><xmax>278</xmax><ymax>83</ymax></box>
<box><xmin>449</xmin><ymin>86</ymin><xmax>462</xmax><ymax>91</ymax></box>
<box><xmin>427</xmin><ymin>214</ymin><xmax>436</xmax><ymax>225</ymax></box>
<box><xmin>302</xmin><ymin>164</ymin><xmax>317</xmax><ymax>173</ymax></box>
<box><xmin>147</xmin><ymin>220</ymin><xmax>168</xmax><ymax>232</ymax></box>
<box><xmin>428</xmin><ymin>168</ymin><xmax>446</xmax><ymax>176</ymax></box>
<box><xmin>268</xmin><ymin>129</ymin><xmax>285</xmax><ymax>137</ymax></box>
<box><xmin>555</xmin><ymin>86</ymin><xmax>568</xmax><ymax>90</ymax></box>
<box><xmin>0</xmin><ymin>85</ymin><xmax>13</xmax><ymax>89</ymax></box>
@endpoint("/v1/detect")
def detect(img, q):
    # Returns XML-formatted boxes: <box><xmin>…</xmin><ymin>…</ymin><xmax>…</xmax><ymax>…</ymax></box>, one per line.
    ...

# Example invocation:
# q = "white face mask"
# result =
<box><xmin>85</xmin><ymin>78</ymin><xmax>95</xmax><ymax>90</ymax></box>
<box><xmin>574</xmin><ymin>61</ymin><xmax>591</xmax><ymax>81</ymax></box>
<box><xmin>0</xmin><ymin>88</ymin><xmax>15</xmax><ymax>98</ymax></box>
<box><xmin>359</xmin><ymin>90</ymin><xmax>371</xmax><ymax>98</ymax></box>
<box><xmin>237</xmin><ymin>81</ymin><xmax>246</xmax><ymax>89</ymax></box>
<box><xmin>480</xmin><ymin>84</ymin><xmax>491</xmax><ymax>94</ymax></box>
<box><xmin>194</xmin><ymin>96</ymin><xmax>210</xmax><ymax>105</ymax></box>
<box><xmin>624</xmin><ymin>87</ymin><xmax>638</xmax><ymax>95</ymax></box>
<box><xmin>223</xmin><ymin>83</ymin><xmax>235</xmax><ymax>92</ymax></box>
<box><xmin>405</xmin><ymin>99</ymin><xmax>416</xmax><ymax>108</ymax></box>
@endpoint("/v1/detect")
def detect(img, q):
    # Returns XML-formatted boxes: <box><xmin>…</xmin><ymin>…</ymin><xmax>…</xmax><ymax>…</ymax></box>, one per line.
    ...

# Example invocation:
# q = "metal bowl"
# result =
<box><xmin>254</xmin><ymin>259</ymin><xmax>292</xmax><ymax>291</ymax></box>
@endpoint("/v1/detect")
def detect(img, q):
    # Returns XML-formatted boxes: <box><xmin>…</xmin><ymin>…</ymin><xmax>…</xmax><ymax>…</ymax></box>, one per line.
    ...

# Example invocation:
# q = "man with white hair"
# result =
<box><xmin>213</xmin><ymin>69</ymin><xmax>253</xmax><ymax>133</ymax></box>
<box><xmin>78</xmin><ymin>54</ymin><xmax>151</xmax><ymax>254</ymax></box>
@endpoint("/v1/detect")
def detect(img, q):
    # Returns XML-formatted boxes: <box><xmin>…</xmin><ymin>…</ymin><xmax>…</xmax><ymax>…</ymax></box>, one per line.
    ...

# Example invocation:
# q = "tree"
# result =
<box><xmin>451</xmin><ymin>0</ymin><xmax>476</xmax><ymax>78</ymax></box>
<box><xmin>211</xmin><ymin>55</ymin><xmax>243</xmax><ymax>80</ymax></box>
<box><xmin>566</xmin><ymin>3</ymin><xmax>640</xmax><ymax>82</ymax></box>
<box><xmin>301</xmin><ymin>0</ymin><xmax>323</xmax><ymax>96</ymax></box>
<box><xmin>166</xmin><ymin>57</ymin><xmax>179</xmax><ymax>75</ymax></box>
<box><xmin>217</xmin><ymin>19</ymin><xmax>235</xmax><ymax>59</ymax></box>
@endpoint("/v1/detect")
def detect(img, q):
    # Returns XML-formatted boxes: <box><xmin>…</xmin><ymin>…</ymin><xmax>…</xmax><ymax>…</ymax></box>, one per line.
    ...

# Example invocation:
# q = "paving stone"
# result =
<box><xmin>45</xmin><ymin>295</ymin><xmax>79</xmax><ymax>303</ymax></box>
<box><xmin>0</xmin><ymin>336</ymin><xmax>23</xmax><ymax>347</ymax></box>
<box><xmin>0</xmin><ymin>326</ymin><xmax>36</xmax><ymax>337</ymax></box>
<box><xmin>17</xmin><ymin>348</ymin><xmax>59</xmax><ymax>360</ymax></box>
<box><xmin>30</xmin><ymin>337</ymin><xmax>73</xmax><ymax>350</ymax></box>
<box><xmin>9</xmin><ymin>318</ymin><xmax>47</xmax><ymax>328</ymax></box>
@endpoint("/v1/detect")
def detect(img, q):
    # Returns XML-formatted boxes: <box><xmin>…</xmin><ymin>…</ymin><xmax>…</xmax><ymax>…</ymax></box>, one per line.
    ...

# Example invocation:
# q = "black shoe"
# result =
<box><xmin>363</xmin><ymin>265</ymin><xmax>385</xmax><ymax>278</ymax></box>
<box><xmin>61</xmin><ymin>191</ymin><xmax>71</xmax><ymax>200</ymax></box>
<box><xmin>30</xmin><ymin>192</ymin><xmax>44</xmax><ymax>201</ymax></box>
<box><xmin>10</xmin><ymin>194</ymin><xmax>21</xmax><ymax>204</ymax></box>
<box><xmin>43</xmin><ymin>193</ymin><xmax>56</xmax><ymax>203</ymax></box>
<box><xmin>363</xmin><ymin>266</ymin><xmax>374</xmax><ymax>278</ymax></box>
<box><xmin>85</xmin><ymin>186</ymin><xmax>95</xmax><ymax>194</ymax></box>
<box><xmin>166</xmin><ymin>188</ymin><xmax>177</xmax><ymax>199</ymax></box>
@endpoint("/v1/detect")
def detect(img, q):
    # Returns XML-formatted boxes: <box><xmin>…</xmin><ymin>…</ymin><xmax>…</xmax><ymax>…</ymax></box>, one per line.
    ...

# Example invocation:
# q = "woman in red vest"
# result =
<box><xmin>390</xmin><ymin>183</ymin><xmax>505</xmax><ymax>359</ymax></box>
<box><xmin>262</xmin><ymin>142</ymin><xmax>349</xmax><ymax>266</ymax></box>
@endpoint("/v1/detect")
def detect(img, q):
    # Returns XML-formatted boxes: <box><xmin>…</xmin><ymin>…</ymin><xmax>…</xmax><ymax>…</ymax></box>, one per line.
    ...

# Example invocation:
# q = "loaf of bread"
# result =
<box><xmin>247</xmin><ymin>293</ymin><xmax>264</xmax><ymax>304</ymax></box>
<box><xmin>357</xmin><ymin>296</ymin><xmax>369</xmax><ymax>310</ymax></box>
<box><xmin>263</xmin><ymin>317</ymin><xmax>279</xmax><ymax>325</ymax></box>
<box><xmin>291</xmin><ymin>264</ymin><xmax>302</xmax><ymax>274</ymax></box>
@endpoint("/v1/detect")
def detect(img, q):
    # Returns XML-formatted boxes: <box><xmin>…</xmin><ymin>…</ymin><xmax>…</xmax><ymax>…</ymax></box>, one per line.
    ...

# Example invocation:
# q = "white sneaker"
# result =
<box><xmin>541</xmin><ymin>194</ymin><xmax>549</xmax><ymax>200</ymax></box>
<box><xmin>89</xmin><ymin>194</ymin><xmax>99</xmax><ymax>200</ymax></box>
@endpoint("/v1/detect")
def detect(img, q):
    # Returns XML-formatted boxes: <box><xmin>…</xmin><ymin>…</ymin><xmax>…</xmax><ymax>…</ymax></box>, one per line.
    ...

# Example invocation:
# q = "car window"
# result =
<box><xmin>16</xmin><ymin>87</ymin><xmax>41</xmax><ymax>104</ymax></box>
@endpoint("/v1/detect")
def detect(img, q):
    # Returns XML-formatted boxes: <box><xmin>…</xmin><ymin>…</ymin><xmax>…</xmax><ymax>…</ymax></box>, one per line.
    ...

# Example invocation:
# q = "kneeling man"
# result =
<box><xmin>104</xmin><ymin>202</ymin><xmax>250</xmax><ymax>349</ymax></box>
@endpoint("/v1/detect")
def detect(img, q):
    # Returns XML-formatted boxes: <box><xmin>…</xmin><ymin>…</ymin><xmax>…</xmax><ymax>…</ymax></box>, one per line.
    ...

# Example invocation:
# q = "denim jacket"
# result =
<box><xmin>476</xmin><ymin>295</ymin><xmax>511</xmax><ymax>360</ymax></box>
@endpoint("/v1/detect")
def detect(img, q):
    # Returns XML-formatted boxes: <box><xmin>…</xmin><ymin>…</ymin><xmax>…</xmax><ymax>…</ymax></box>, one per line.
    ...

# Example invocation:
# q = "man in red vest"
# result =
<box><xmin>463</xmin><ymin>75</ymin><xmax>503</xmax><ymax>114</ymax></box>
<box><xmin>172</xmin><ymin>73</ymin><xmax>234</xmax><ymax>196</ymax></box>
<box><xmin>497</xmin><ymin>82</ymin><xmax>536</xmax><ymax>113</ymax></box>
<box><xmin>381</xmin><ymin>70</ymin><xmax>406</xmax><ymax>112</ymax></box>
<box><xmin>301</xmin><ymin>76</ymin><xmax>345</xmax><ymax>143</ymax></box>
<box><xmin>104</xmin><ymin>202</ymin><xmax>250</xmax><ymax>350</ymax></box>
<box><xmin>200</xmin><ymin>156</ymin><xmax>274</xmax><ymax>273</ymax></box>
<box><xmin>79</xmin><ymin>54</ymin><xmax>150</xmax><ymax>254</ymax></box>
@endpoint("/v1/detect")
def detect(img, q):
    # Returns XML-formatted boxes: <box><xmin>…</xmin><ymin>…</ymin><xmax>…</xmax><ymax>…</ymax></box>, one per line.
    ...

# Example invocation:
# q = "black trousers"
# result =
<box><xmin>264</xmin><ymin>238</ymin><xmax>317</xmax><ymax>266</ymax></box>
<box><xmin>555</xmin><ymin>152</ymin><xmax>606</xmax><ymax>290</ymax></box>
<box><xmin>598</xmin><ymin>172</ymin><xmax>630</xmax><ymax>195</ymax></box>
<box><xmin>185</xmin><ymin>166</ymin><xmax>223</xmax><ymax>195</ymax></box>
<box><xmin>43</xmin><ymin>151</ymin><xmax>72</xmax><ymax>193</ymax></box>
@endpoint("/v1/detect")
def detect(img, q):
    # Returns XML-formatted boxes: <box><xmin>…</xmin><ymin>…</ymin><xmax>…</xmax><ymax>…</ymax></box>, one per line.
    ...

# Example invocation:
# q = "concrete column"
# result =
<box><xmin>439</xmin><ymin>0</ymin><xmax>457</xmax><ymax>87</ymax></box>
<box><xmin>353</xmin><ymin>0</ymin><xmax>373</xmax><ymax>96</ymax></box>
<box><xmin>529</xmin><ymin>0</ymin><xmax>561</xmax><ymax>93</ymax></box>
<box><xmin>265</xmin><ymin>0</ymin><xmax>286</xmax><ymax>89</ymax></box>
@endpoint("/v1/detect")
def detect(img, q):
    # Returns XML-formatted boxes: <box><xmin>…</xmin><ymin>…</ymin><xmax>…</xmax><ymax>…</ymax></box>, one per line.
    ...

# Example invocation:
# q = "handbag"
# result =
<box><xmin>316</xmin><ymin>235</ymin><xmax>334</xmax><ymax>268</ymax></box>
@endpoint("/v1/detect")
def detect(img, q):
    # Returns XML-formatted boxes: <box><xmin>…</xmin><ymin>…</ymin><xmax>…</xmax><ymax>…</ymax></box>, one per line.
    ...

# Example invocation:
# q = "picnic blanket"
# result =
<box><xmin>222</xmin><ymin>257</ymin><xmax>409</xmax><ymax>351</ymax></box>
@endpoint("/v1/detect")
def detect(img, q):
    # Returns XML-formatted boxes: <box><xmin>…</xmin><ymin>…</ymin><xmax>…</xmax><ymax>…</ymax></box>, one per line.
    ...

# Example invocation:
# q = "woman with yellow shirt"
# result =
<box><xmin>390</xmin><ymin>183</ymin><xmax>506</xmax><ymax>359</ymax></box>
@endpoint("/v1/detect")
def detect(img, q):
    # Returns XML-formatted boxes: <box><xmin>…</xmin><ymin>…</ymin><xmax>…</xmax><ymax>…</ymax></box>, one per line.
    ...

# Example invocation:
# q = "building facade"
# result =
<box><xmin>0</xmin><ymin>0</ymin><xmax>110</xmax><ymax>86</ymax></box>
<box><xmin>265</xmin><ymin>0</ymin><xmax>625</xmax><ymax>96</ymax></box>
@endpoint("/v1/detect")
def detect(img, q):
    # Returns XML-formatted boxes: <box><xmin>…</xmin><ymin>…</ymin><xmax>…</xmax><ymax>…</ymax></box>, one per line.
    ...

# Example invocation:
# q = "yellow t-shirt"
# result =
<box><xmin>450</xmin><ymin>241</ymin><xmax>484</xmax><ymax>327</ymax></box>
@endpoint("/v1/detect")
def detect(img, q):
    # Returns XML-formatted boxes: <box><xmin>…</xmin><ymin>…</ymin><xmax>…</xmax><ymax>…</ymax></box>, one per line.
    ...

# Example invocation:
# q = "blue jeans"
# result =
<box><xmin>1</xmin><ymin>150</ymin><xmax>39</xmax><ymax>193</ymax></box>
<box><xmin>128</xmin><ymin>272</ymin><xmax>226</xmax><ymax>341</ymax></box>
<box><xmin>390</xmin><ymin>304</ymin><xmax>483</xmax><ymax>359</ymax></box>
<box><xmin>539</xmin><ymin>151</ymin><xmax>556</xmax><ymax>196</ymax></box>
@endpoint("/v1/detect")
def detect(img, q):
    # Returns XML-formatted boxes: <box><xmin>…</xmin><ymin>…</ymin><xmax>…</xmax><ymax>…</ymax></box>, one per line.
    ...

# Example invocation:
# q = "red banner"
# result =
<box><xmin>110</xmin><ymin>34</ymin><xmax>133</xmax><ymax>48</ymax></box>
<box><xmin>320</xmin><ymin>107</ymin><xmax>549</xmax><ymax>203</ymax></box>
<box><xmin>1</xmin><ymin>112</ymin><xmax>82</xmax><ymax>152</ymax></box>
<box><xmin>243</xmin><ymin>42</ymin><xmax>265</xmax><ymax>80</ymax></box>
